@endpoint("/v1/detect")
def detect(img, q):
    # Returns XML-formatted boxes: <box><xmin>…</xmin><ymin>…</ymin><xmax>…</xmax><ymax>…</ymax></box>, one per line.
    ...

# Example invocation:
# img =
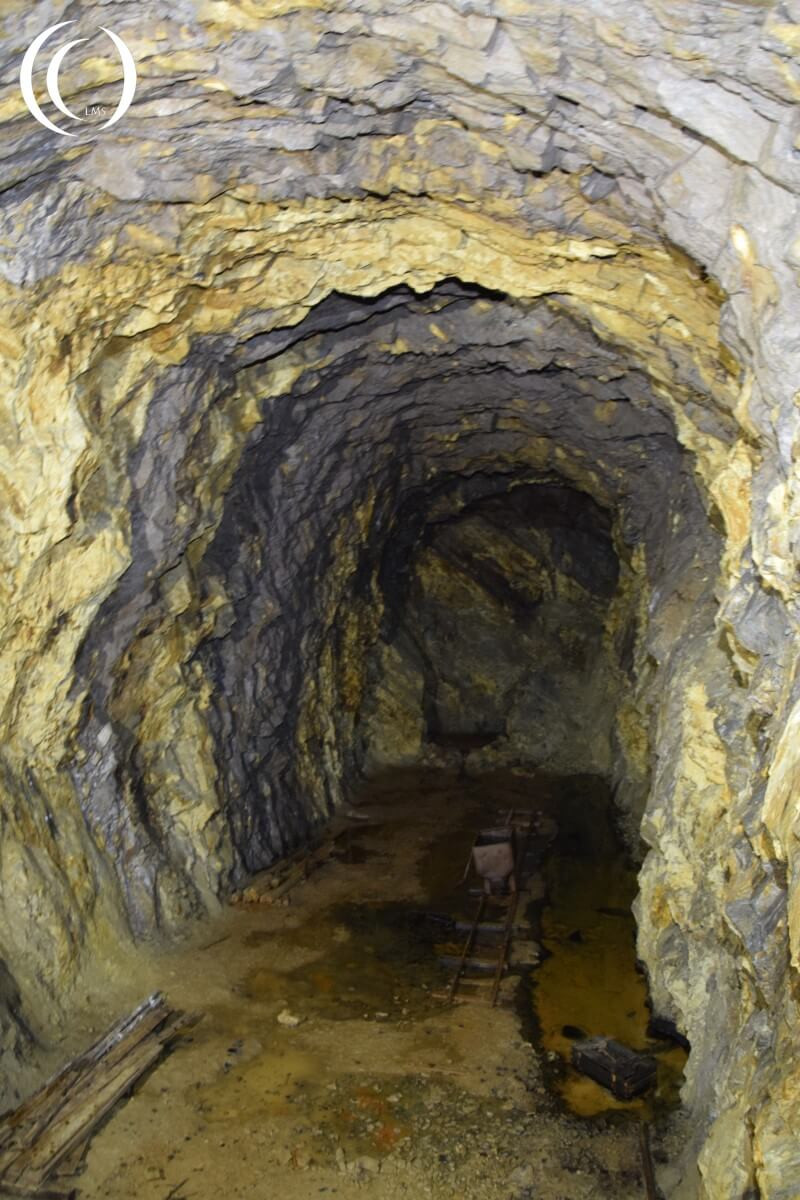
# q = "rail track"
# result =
<box><xmin>439</xmin><ymin>808</ymin><xmax>552</xmax><ymax>1007</ymax></box>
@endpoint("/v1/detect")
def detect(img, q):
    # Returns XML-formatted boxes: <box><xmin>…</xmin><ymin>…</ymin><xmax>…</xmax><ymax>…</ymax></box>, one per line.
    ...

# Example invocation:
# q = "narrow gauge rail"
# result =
<box><xmin>445</xmin><ymin>809</ymin><xmax>539</xmax><ymax>1007</ymax></box>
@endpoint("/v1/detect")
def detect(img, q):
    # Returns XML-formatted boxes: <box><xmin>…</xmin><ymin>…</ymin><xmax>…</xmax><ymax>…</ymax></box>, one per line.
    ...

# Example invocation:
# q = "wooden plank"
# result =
<box><xmin>232</xmin><ymin>810</ymin><xmax>375</xmax><ymax>906</ymax></box>
<box><xmin>0</xmin><ymin>993</ymin><xmax>167</xmax><ymax>1171</ymax></box>
<box><xmin>0</xmin><ymin>1181</ymin><xmax>76</xmax><ymax>1198</ymax></box>
<box><xmin>261</xmin><ymin>841</ymin><xmax>335</xmax><ymax>902</ymax></box>
<box><xmin>9</xmin><ymin>1011</ymin><xmax>196</xmax><ymax>1189</ymax></box>
<box><xmin>432</xmin><ymin>989</ymin><xmax>513</xmax><ymax>1008</ymax></box>
<box><xmin>425</xmin><ymin>914</ymin><xmax>533</xmax><ymax>945</ymax></box>
<box><xmin>453</xmin><ymin>920</ymin><xmax>533</xmax><ymax>938</ymax></box>
<box><xmin>233</xmin><ymin>836</ymin><xmax>339</xmax><ymax>904</ymax></box>
<box><xmin>0</xmin><ymin>993</ymin><xmax>160</xmax><ymax>1136</ymax></box>
<box><xmin>438</xmin><ymin>953</ymin><xmax>505</xmax><ymax>976</ymax></box>
<box><xmin>25</xmin><ymin>1014</ymin><xmax>194</xmax><ymax>1183</ymax></box>
<box><xmin>51</xmin><ymin>1134</ymin><xmax>90</xmax><ymax>1181</ymax></box>
<box><xmin>0</xmin><ymin>999</ymin><xmax>197</xmax><ymax>1195</ymax></box>
<box><xmin>0</xmin><ymin>997</ymin><xmax>170</xmax><ymax>1169</ymax></box>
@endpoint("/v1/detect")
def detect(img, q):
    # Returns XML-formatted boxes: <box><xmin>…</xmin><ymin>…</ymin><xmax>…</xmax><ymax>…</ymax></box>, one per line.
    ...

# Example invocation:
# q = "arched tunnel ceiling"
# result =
<box><xmin>1</xmin><ymin>207</ymin><xmax>744</xmax><ymax>761</ymax></box>
<box><xmin>69</xmin><ymin>277</ymin><xmax>720</xmax><ymax>882</ymax></box>
<box><xmin>0</xmin><ymin>4</ymin><xmax>799</xmax><ymax>1198</ymax></box>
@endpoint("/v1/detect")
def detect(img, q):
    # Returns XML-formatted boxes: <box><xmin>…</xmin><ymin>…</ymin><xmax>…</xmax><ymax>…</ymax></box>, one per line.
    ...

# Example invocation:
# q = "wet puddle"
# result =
<box><xmin>526</xmin><ymin>775</ymin><xmax>688</xmax><ymax>1118</ymax></box>
<box><xmin>235</xmin><ymin>770</ymin><xmax>685</xmax><ymax>1126</ymax></box>
<box><xmin>75</xmin><ymin>767</ymin><xmax>684</xmax><ymax>1200</ymax></box>
<box><xmin>240</xmin><ymin>902</ymin><xmax>447</xmax><ymax>1022</ymax></box>
<box><xmin>387</xmin><ymin>769</ymin><xmax>688</xmax><ymax>1120</ymax></box>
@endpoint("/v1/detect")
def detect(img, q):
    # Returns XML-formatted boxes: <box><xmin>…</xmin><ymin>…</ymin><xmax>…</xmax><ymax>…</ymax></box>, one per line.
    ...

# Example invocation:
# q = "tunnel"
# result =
<box><xmin>0</xmin><ymin>3</ymin><xmax>799</xmax><ymax>1198</ymax></box>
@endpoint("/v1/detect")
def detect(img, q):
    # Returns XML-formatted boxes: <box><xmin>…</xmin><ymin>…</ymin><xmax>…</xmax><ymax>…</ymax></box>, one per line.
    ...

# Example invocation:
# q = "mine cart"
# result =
<box><xmin>470</xmin><ymin>826</ymin><xmax>516</xmax><ymax>893</ymax></box>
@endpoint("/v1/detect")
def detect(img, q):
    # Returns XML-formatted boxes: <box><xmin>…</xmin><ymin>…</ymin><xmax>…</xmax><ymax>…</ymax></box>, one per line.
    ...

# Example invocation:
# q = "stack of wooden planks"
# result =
<box><xmin>0</xmin><ymin>992</ymin><xmax>198</xmax><ymax>1199</ymax></box>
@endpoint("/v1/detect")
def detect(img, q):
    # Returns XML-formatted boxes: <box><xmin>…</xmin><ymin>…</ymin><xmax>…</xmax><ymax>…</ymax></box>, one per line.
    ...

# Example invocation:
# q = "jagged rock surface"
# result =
<box><xmin>0</xmin><ymin>2</ymin><xmax>799</xmax><ymax>1196</ymax></box>
<box><xmin>360</xmin><ymin>484</ymin><xmax>624</xmax><ymax>777</ymax></box>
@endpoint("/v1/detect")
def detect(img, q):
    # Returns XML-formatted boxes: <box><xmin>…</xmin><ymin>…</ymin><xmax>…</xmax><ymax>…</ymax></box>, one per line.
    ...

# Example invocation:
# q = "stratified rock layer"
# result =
<box><xmin>0</xmin><ymin>3</ymin><xmax>798</xmax><ymax>1195</ymax></box>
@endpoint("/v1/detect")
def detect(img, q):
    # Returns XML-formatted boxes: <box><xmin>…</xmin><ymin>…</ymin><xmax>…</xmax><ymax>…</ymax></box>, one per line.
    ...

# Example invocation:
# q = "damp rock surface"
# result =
<box><xmin>0</xmin><ymin>5</ymin><xmax>798</xmax><ymax>1197</ymax></box>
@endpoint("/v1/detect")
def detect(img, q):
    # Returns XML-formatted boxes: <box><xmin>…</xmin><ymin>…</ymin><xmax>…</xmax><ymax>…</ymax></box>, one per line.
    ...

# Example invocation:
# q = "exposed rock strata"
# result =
<box><xmin>0</xmin><ymin>3</ymin><xmax>798</xmax><ymax>1196</ymax></box>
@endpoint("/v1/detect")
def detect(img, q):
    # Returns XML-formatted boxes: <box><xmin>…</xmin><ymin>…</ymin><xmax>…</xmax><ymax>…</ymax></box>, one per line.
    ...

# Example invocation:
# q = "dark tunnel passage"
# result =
<box><xmin>3</xmin><ymin>5</ymin><xmax>800</xmax><ymax>1195</ymax></box>
<box><xmin>2</xmin><ymin>268</ymin><xmax>790</xmax><ymax>1200</ymax></box>
<box><xmin>55</xmin><ymin>279</ymin><xmax>725</xmax><ymax>1069</ymax></box>
<box><xmin>152</xmin><ymin>279</ymin><xmax>721</xmax><ymax>894</ymax></box>
<box><xmin>82</xmin><ymin>277</ymin><xmax>715</xmax><ymax>1143</ymax></box>
<box><xmin>368</xmin><ymin>481</ymin><xmax>621</xmax><ymax>769</ymax></box>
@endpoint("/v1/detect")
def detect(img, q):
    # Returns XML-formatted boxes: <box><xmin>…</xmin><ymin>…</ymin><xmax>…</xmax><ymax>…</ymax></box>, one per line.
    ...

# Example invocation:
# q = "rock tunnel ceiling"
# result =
<box><xmin>0</xmin><ymin>1</ymin><xmax>799</xmax><ymax>1197</ymax></box>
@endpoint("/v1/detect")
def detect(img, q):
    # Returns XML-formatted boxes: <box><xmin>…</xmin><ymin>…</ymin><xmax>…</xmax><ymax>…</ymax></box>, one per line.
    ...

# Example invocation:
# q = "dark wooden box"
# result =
<box><xmin>570</xmin><ymin>1036</ymin><xmax>657</xmax><ymax>1100</ymax></box>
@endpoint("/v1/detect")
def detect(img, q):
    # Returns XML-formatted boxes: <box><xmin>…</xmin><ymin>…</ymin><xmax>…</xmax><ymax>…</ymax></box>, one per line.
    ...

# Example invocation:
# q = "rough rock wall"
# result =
<box><xmin>360</xmin><ymin>483</ymin><xmax>624</xmax><ymax>778</ymax></box>
<box><xmin>0</xmin><ymin>2</ymin><xmax>799</xmax><ymax>1195</ymax></box>
<box><xmin>192</xmin><ymin>284</ymin><xmax>714</xmax><ymax>864</ymax></box>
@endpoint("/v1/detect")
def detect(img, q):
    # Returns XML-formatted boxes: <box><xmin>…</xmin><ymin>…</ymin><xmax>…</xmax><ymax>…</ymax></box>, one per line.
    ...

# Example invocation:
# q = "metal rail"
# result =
<box><xmin>489</xmin><ymin>888</ymin><xmax>519</xmax><ymax>1006</ymax></box>
<box><xmin>446</xmin><ymin>809</ymin><xmax>537</xmax><ymax>1006</ymax></box>
<box><xmin>638</xmin><ymin>1123</ymin><xmax>658</xmax><ymax>1200</ymax></box>
<box><xmin>446</xmin><ymin>894</ymin><xmax>488</xmax><ymax>1003</ymax></box>
<box><xmin>489</xmin><ymin>812</ymin><xmax>534</xmax><ymax>1006</ymax></box>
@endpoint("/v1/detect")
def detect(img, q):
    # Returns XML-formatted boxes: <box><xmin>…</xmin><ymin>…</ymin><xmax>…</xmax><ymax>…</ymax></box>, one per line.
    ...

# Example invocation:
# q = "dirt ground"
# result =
<box><xmin>48</xmin><ymin>770</ymin><xmax>685</xmax><ymax>1199</ymax></box>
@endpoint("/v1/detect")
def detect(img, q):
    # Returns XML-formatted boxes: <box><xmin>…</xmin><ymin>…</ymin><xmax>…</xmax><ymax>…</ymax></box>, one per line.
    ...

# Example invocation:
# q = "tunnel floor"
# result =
<box><xmin>72</xmin><ymin>770</ymin><xmax>687</xmax><ymax>1199</ymax></box>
